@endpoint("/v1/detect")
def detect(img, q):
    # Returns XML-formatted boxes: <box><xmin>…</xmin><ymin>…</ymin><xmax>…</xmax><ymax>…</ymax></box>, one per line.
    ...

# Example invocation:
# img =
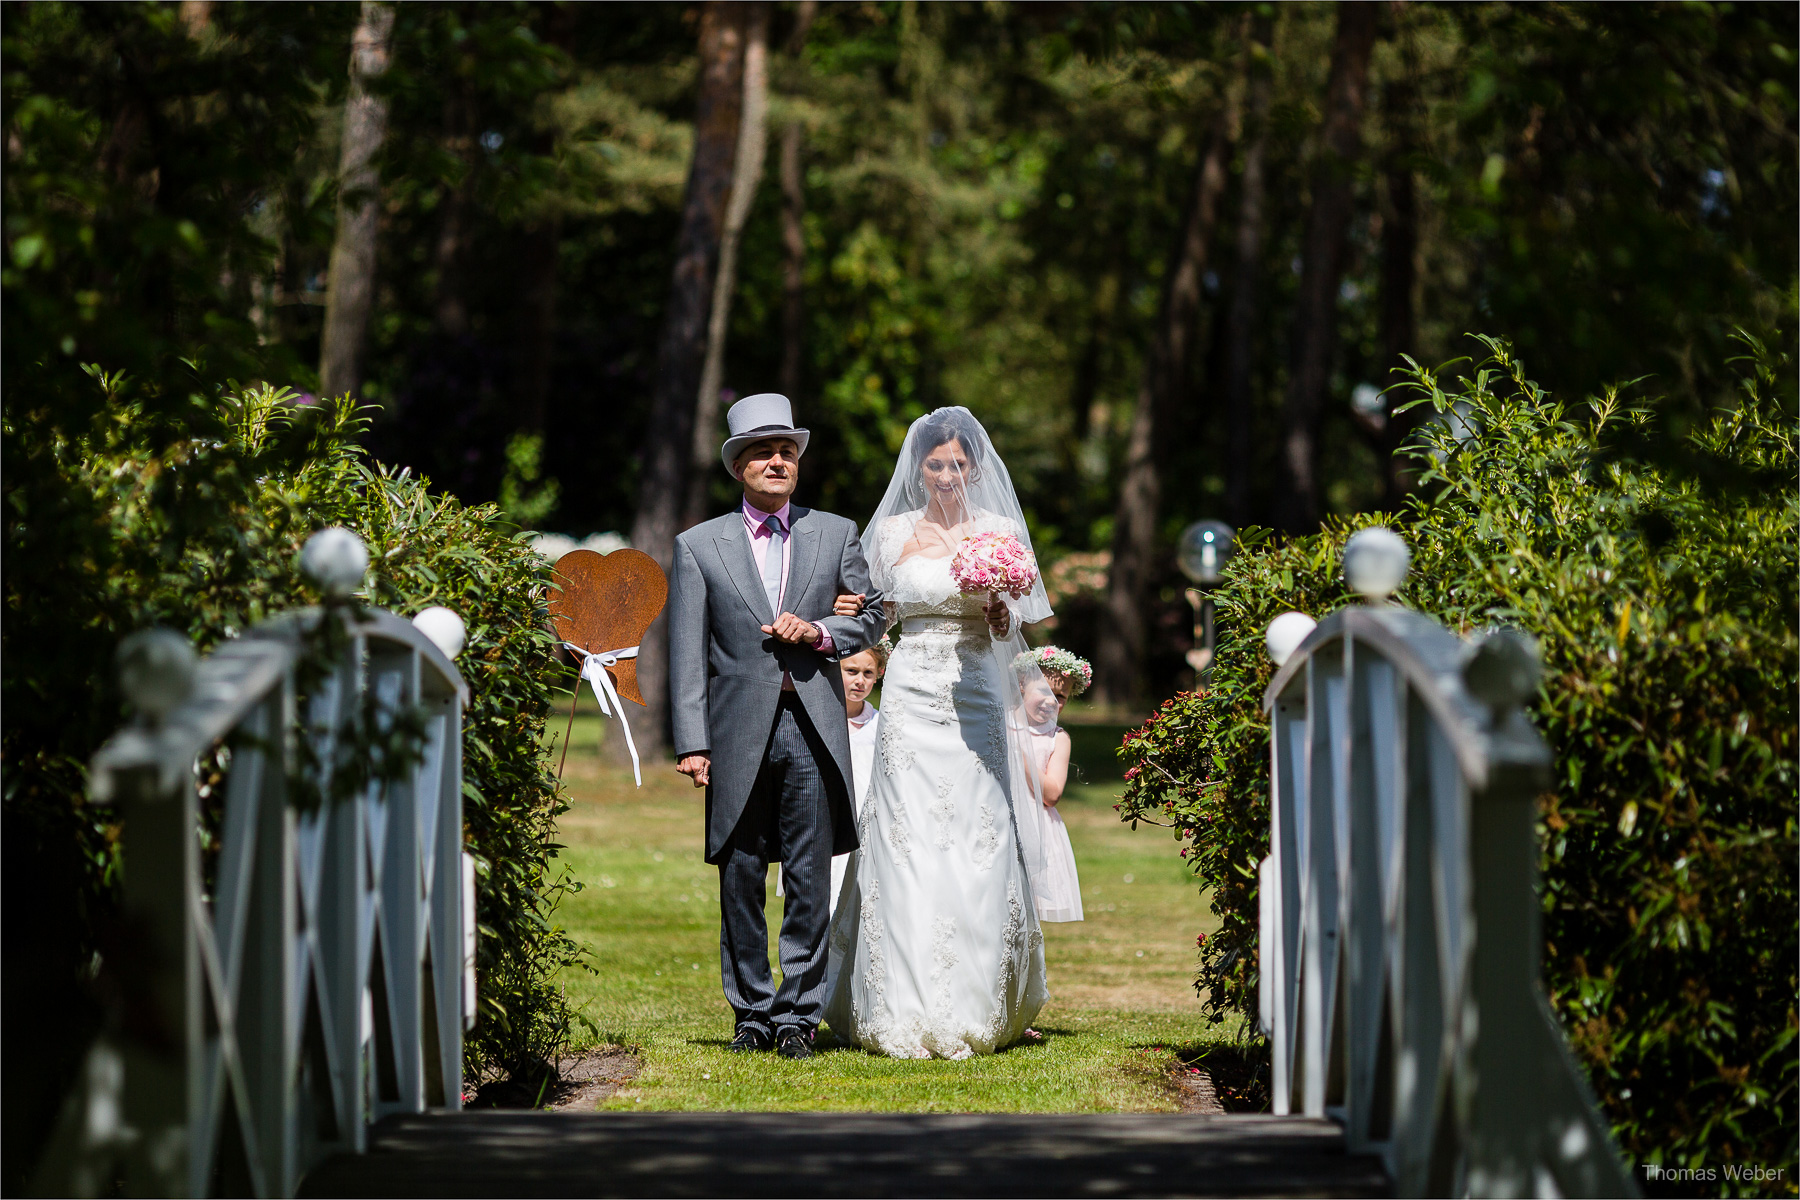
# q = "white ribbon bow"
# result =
<box><xmin>562</xmin><ymin>642</ymin><xmax>643</xmax><ymax>787</ymax></box>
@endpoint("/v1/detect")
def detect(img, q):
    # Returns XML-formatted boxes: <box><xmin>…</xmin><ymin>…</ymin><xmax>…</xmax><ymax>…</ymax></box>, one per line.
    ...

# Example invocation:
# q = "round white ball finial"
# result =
<box><xmin>412</xmin><ymin>606</ymin><xmax>467</xmax><ymax>660</ymax></box>
<box><xmin>1266</xmin><ymin>612</ymin><xmax>1319</xmax><ymax>668</ymax></box>
<box><xmin>118</xmin><ymin>628</ymin><xmax>197</xmax><ymax>723</ymax></box>
<box><xmin>1343</xmin><ymin>527</ymin><xmax>1411</xmax><ymax>603</ymax></box>
<box><xmin>301</xmin><ymin>527</ymin><xmax>369</xmax><ymax>597</ymax></box>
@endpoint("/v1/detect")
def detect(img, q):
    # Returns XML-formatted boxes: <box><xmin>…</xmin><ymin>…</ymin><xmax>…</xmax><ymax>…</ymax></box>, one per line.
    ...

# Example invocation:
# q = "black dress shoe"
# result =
<box><xmin>728</xmin><ymin>1026</ymin><xmax>773</xmax><ymax>1053</ymax></box>
<box><xmin>775</xmin><ymin>1027</ymin><xmax>815</xmax><ymax>1060</ymax></box>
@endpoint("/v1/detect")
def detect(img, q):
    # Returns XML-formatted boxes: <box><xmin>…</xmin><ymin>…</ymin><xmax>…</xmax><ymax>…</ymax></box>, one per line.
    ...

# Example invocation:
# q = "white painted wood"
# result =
<box><xmin>45</xmin><ymin>557</ymin><xmax>473</xmax><ymax>1198</ymax></box>
<box><xmin>1260</xmin><ymin>532</ymin><xmax>1636</xmax><ymax>1198</ymax></box>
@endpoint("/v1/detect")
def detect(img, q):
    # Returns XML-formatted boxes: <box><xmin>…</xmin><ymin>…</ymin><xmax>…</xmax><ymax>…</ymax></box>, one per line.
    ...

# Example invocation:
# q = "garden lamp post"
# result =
<box><xmin>1178</xmin><ymin>520</ymin><xmax>1235</xmax><ymax>684</ymax></box>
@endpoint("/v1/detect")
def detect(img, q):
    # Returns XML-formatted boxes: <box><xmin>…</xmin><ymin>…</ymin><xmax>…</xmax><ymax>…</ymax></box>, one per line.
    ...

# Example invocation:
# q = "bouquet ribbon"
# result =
<box><xmin>561</xmin><ymin>641</ymin><xmax>643</xmax><ymax>787</ymax></box>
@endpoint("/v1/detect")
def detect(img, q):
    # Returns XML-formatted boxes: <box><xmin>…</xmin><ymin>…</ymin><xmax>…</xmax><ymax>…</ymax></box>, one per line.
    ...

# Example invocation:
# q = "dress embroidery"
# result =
<box><xmin>883</xmin><ymin>792</ymin><xmax>912</xmax><ymax>864</ymax></box>
<box><xmin>873</xmin><ymin>512</ymin><xmax>921</xmax><ymax>597</ymax></box>
<box><xmin>981</xmin><ymin>882</ymin><xmax>1028</xmax><ymax>1046</ymax></box>
<box><xmin>973</xmin><ymin>804</ymin><xmax>1000</xmax><ymax>870</ymax></box>
<box><xmin>879</xmin><ymin>701</ymin><xmax>916</xmax><ymax>777</ymax></box>
<box><xmin>979</xmin><ymin>697</ymin><xmax>1010</xmax><ymax>782</ymax></box>
<box><xmin>857</xmin><ymin>876</ymin><xmax>889</xmax><ymax>1041</ymax></box>
<box><xmin>925</xmin><ymin>915</ymin><xmax>961</xmax><ymax>1057</ymax></box>
<box><xmin>910</xmin><ymin>633</ymin><xmax>961</xmax><ymax>723</ymax></box>
<box><xmin>929</xmin><ymin>775</ymin><xmax>955</xmax><ymax>850</ymax></box>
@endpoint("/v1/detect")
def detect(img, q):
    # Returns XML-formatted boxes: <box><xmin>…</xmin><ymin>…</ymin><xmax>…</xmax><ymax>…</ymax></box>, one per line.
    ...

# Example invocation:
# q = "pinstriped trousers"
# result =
<box><xmin>717</xmin><ymin>693</ymin><xmax>842</xmax><ymax>1036</ymax></box>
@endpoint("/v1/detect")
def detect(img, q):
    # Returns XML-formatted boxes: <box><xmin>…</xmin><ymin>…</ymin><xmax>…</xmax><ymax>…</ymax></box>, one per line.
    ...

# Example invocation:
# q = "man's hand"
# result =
<box><xmin>833</xmin><ymin>592</ymin><xmax>865</xmax><ymax>617</ymax></box>
<box><xmin>762</xmin><ymin>612</ymin><xmax>824</xmax><ymax>646</ymax></box>
<box><xmin>676</xmin><ymin>752</ymin><xmax>711</xmax><ymax>788</ymax></box>
<box><xmin>983</xmin><ymin>595</ymin><xmax>1012</xmax><ymax>638</ymax></box>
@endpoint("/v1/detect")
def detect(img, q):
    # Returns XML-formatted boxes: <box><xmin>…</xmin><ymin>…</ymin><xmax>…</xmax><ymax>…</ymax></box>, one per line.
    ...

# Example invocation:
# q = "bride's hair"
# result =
<box><xmin>912</xmin><ymin>408</ymin><xmax>985</xmax><ymax>487</ymax></box>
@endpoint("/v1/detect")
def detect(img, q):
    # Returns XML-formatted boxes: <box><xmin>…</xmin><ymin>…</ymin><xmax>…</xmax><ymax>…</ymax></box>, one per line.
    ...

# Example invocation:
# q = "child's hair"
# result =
<box><xmin>1011</xmin><ymin>645</ymin><xmax>1092</xmax><ymax>696</ymax></box>
<box><xmin>854</xmin><ymin>636</ymin><xmax>893</xmax><ymax>673</ymax></box>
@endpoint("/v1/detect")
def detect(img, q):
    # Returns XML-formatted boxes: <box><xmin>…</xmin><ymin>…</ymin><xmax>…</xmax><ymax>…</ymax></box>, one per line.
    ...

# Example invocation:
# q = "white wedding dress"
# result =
<box><xmin>823</xmin><ymin>512</ymin><xmax>1049</xmax><ymax>1059</ymax></box>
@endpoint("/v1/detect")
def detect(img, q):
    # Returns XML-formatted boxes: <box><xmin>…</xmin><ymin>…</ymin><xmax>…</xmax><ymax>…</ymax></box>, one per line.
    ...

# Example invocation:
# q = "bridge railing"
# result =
<box><xmin>37</xmin><ymin>530</ymin><xmax>473</xmax><ymax>1199</ymax></box>
<box><xmin>1258</xmin><ymin>528</ymin><xmax>1635</xmax><ymax>1198</ymax></box>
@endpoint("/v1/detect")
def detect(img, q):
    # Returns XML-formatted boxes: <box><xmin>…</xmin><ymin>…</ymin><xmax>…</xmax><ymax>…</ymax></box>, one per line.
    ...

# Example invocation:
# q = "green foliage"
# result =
<box><xmin>11</xmin><ymin>2</ymin><xmax>1790</xmax><ymax>705</ymax></box>
<box><xmin>497</xmin><ymin>431</ymin><xmax>562</xmax><ymax>530</ymax></box>
<box><xmin>1116</xmin><ymin>336</ymin><xmax>1797</xmax><ymax>1177</ymax></box>
<box><xmin>1439</xmin><ymin>4</ymin><xmax>1799</xmax><ymax>420</ymax></box>
<box><xmin>1</xmin><ymin>2</ymin><xmax>354</xmax><ymax>408</ymax></box>
<box><xmin>3</xmin><ymin>376</ymin><xmax>583</xmax><ymax>1102</ymax></box>
<box><xmin>4</xmin><ymin>10</ymin><xmax>354</xmax><ymax>1164</ymax></box>
<box><xmin>274</xmin><ymin>408</ymin><xmax>591</xmax><ymax>1080</ymax></box>
<box><xmin>1113</xmin><ymin>521</ymin><xmax>1360</xmax><ymax>1019</ymax></box>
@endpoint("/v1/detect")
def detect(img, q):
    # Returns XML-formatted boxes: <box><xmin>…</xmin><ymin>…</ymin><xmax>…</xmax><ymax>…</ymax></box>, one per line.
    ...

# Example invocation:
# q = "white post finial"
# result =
<box><xmin>117</xmin><ymin>627</ymin><xmax>197</xmax><ymax>725</ymax></box>
<box><xmin>301</xmin><ymin>527</ymin><xmax>369</xmax><ymax>597</ymax></box>
<box><xmin>1266</xmin><ymin>612</ymin><xmax>1319</xmax><ymax>668</ymax></box>
<box><xmin>1343</xmin><ymin>527</ymin><xmax>1410</xmax><ymax>603</ymax></box>
<box><xmin>412</xmin><ymin>606</ymin><xmax>466</xmax><ymax>660</ymax></box>
<box><xmin>1462</xmin><ymin>628</ymin><xmax>1542</xmax><ymax>715</ymax></box>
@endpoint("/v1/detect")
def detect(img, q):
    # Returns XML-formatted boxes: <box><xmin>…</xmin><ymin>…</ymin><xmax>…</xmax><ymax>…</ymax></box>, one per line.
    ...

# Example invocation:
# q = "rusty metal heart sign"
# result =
<box><xmin>546</xmin><ymin>548</ymin><xmax>667</xmax><ymax>707</ymax></box>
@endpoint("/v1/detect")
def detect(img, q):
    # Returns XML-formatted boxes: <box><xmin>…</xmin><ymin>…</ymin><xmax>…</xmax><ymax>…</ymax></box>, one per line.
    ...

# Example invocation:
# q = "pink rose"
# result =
<box><xmin>949</xmin><ymin>532</ymin><xmax>1039</xmax><ymax>599</ymax></box>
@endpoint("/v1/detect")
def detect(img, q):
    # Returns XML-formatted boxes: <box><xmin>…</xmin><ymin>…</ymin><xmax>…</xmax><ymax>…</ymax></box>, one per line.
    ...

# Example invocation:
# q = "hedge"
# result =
<box><xmin>1116</xmin><ymin>335</ymin><xmax>1796</xmax><ymax>1182</ymax></box>
<box><xmin>2</xmin><ymin>376</ymin><xmax>582</xmax><ymax>1184</ymax></box>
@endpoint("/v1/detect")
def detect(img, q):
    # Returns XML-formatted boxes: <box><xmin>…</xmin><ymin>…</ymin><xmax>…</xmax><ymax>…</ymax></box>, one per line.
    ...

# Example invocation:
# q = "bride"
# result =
<box><xmin>822</xmin><ymin>407</ymin><xmax>1055</xmax><ymax>1059</ymax></box>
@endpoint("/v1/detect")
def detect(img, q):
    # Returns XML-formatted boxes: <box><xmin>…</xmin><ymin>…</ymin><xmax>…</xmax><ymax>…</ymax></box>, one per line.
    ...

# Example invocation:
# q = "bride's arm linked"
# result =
<box><xmin>815</xmin><ymin>522</ymin><xmax>888</xmax><ymax>657</ymax></box>
<box><xmin>832</xmin><ymin>592</ymin><xmax>901</xmax><ymax>633</ymax></box>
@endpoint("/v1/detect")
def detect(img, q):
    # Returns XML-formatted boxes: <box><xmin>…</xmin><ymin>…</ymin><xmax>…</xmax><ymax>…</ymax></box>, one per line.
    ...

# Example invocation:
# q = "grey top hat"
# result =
<box><xmin>721</xmin><ymin>393</ymin><xmax>810</xmax><ymax>474</ymax></box>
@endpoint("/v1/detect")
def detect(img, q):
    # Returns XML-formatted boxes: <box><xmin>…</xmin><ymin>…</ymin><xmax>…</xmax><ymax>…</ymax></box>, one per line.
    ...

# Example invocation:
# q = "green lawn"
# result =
<box><xmin>547</xmin><ymin>704</ymin><xmax>1229</xmax><ymax>1112</ymax></box>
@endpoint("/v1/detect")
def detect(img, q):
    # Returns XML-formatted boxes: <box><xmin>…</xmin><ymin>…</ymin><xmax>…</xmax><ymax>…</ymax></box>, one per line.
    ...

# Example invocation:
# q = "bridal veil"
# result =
<box><xmin>862</xmin><ymin>407</ymin><xmax>1056</xmax><ymax>884</ymax></box>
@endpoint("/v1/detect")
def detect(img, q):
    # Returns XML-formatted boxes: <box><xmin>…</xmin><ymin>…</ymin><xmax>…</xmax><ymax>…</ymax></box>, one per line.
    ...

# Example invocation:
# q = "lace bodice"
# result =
<box><xmin>875</xmin><ymin>510</ymin><xmax>1020</xmax><ymax>623</ymax></box>
<box><xmin>888</xmin><ymin>555</ymin><xmax>988</xmax><ymax>621</ymax></box>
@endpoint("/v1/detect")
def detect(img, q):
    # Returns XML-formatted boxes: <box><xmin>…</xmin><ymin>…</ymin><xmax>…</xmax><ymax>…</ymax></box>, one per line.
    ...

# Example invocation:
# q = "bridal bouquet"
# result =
<box><xmin>949</xmin><ymin>531</ymin><xmax>1039</xmax><ymax>599</ymax></box>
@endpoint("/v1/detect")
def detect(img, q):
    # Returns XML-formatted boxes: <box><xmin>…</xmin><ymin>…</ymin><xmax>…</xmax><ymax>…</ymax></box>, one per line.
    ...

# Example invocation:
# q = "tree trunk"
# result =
<box><xmin>178</xmin><ymin>0</ymin><xmax>212</xmax><ymax>37</ymax></box>
<box><xmin>777</xmin><ymin>0</ymin><xmax>817</xmax><ymax>400</ymax></box>
<box><xmin>685</xmin><ymin>2</ymin><xmax>772</xmax><ymax>533</ymax></box>
<box><xmin>629</xmin><ymin>1</ymin><xmax>748</xmax><ymax>753</ymax></box>
<box><xmin>318</xmin><ymin>0</ymin><xmax>396</xmax><ymax>400</ymax></box>
<box><xmin>1224</xmin><ymin>11</ymin><xmax>1276</xmax><ymax>528</ymax></box>
<box><xmin>432</xmin><ymin>86</ymin><xmax>475</xmax><ymax>340</ymax></box>
<box><xmin>1054</xmin><ymin>271</ymin><xmax>1115</xmax><ymax>540</ymax></box>
<box><xmin>1095</xmin><ymin>108</ymin><xmax>1235</xmax><ymax>709</ymax></box>
<box><xmin>515</xmin><ymin>9</ymin><xmax>576</xmax><ymax>438</ymax></box>
<box><xmin>1379</xmin><ymin>5</ymin><xmax>1421</xmax><ymax>511</ymax></box>
<box><xmin>518</xmin><ymin>217</ymin><xmax>560</xmax><ymax>436</ymax></box>
<box><xmin>1271</xmin><ymin>2</ymin><xmax>1378</xmax><ymax>534</ymax></box>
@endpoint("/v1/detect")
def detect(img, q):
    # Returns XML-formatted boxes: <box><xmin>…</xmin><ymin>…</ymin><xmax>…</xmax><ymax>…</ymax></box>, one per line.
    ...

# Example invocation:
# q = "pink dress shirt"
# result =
<box><xmin>741</xmin><ymin>498</ymin><xmax>834</xmax><ymax>689</ymax></box>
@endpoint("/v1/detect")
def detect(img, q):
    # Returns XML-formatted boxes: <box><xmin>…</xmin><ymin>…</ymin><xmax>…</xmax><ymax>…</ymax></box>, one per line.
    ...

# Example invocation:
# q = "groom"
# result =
<box><xmin>668</xmin><ymin>394</ymin><xmax>888</xmax><ymax>1059</ymax></box>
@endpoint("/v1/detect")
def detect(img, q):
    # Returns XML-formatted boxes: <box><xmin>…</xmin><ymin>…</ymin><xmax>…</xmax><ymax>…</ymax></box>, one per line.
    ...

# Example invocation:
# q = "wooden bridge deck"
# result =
<box><xmin>298</xmin><ymin>1111</ymin><xmax>1389</xmax><ymax>1198</ymax></box>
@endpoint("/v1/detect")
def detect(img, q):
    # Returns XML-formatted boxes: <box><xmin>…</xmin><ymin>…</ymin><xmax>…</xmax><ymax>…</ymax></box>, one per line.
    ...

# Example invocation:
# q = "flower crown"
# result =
<box><xmin>867</xmin><ymin>635</ymin><xmax>894</xmax><ymax>671</ymax></box>
<box><xmin>1012</xmin><ymin>645</ymin><xmax>1092</xmax><ymax>695</ymax></box>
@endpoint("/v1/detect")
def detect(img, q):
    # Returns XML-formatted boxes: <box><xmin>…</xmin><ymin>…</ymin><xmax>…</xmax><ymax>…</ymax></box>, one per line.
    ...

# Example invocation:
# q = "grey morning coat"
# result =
<box><xmin>669</xmin><ymin>505</ymin><xmax>888</xmax><ymax>865</ymax></box>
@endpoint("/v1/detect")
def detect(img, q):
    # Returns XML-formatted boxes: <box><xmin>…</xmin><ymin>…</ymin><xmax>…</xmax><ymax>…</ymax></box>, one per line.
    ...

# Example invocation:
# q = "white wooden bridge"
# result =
<box><xmin>32</xmin><ymin>528</ymin><xmax>1634</xmax><ymax>1198</ymax></box>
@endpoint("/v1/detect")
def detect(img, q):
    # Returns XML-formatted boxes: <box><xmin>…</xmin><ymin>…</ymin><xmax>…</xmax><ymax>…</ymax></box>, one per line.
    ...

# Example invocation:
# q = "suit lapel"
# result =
<box><xmin>786</xmin><ymin>507</ymin><xmax>823</xmax><ymax>608</ymax></box>
<box><xmin>715</xmin><ymin>519</ymin><xmax>775</xmax><ymax>626</ymax></box>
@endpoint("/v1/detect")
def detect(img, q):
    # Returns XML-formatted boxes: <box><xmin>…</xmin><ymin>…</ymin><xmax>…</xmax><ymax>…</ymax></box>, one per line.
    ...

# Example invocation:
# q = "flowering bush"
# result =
<box><xmin>1116</xmin><ymin>336</ymin><xmax>1796</xmax><ymax>1182</ymax></box>
<box><xmin>949</xmin><ymin>531</ymin><xmax>1039</xmax><ymax>598</ymax></box>
<box><xmin>1041</xmin><ymin>551</ymin><xmax>1110</xmax><ymax>607</ymax></box>
<box><xmin>1012</xmin><ymin>645</ymin><xmax>1093</xmax><ymax>694</ymax></box>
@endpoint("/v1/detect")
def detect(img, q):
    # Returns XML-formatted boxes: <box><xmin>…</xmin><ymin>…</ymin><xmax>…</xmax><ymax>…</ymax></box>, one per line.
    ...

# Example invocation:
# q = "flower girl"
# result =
<box><xmin>835</xmin><ymin>637</ymin><xmax>889</xmax><ymax>915</ymax></box>
<box><xmin>1013</xmin><ymin>647</ymin><xmax>1087</xmax><ymax>922</ymax></box>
